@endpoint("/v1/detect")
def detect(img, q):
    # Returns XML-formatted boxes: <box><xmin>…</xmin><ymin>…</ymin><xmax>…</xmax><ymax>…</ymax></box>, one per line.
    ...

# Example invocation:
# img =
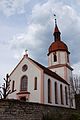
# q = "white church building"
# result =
<box><xmin>8</xmin><ymin>20</ymin><xmax>75</xmax><ymax>108</ymax></box>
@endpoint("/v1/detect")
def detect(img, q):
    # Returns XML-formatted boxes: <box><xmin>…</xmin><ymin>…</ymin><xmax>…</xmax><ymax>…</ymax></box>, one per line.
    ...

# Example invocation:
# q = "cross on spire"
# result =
<box><xmin>53</xmin><ymin>14</ymin><xmax>57</xmax><ymax>25</ymax></box>
<box><xmin>24</xmin><ymin>49</ymin><xmax>28</xmax><ymax>57</ymax></box>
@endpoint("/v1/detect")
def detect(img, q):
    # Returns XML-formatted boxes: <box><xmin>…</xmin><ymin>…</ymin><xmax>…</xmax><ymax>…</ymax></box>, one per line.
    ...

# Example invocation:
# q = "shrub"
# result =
<box><xmin>69</xmin><ymin>113</ymin><xmax>80</xmax><ymax>120</ymax></box>
<box><xmin>42</xmin><ymin>112</ymin><xmax>63</xmax><ymax>120</ymax></box>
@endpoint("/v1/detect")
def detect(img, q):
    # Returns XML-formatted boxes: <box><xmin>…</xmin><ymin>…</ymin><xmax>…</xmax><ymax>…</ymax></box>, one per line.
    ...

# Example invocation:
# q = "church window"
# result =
<box><xmin>12</xmin><ymin>80</ymin><xmax>15</xmax><ymax>92</ymax></box>
<box><xmin>34</xmin><ymin>77</ymin><xmax>37</xmax><ymax>90</ymax></box>
<box><xmin>20</xmin><ymin>75</ymin><xmax>28</xmax><ymax>91</ymax></box>
<box><xmin>48</xmin><ymin>79</ymin><xmax>51</xmax><ymax>103</ymax></box>
<box><xmin>53</xmin><ymin>54</ymin><xmax>57</xmax><ymax>62</ymax></box>
<box><xmin>65</xmin><ymin>86</ymin><xmax>68</xmax><ymax>105</ymax></box>
<box><xmin>22</xmin><ymin>64</ymin><xmax>28</xmax><ymax>72</ymax></box>
<box><xmin>54</xmin><ymin>82</ymin><xmax>58</xmax><ymax>104</ymax></box>
<box><xmin>60</xmin><ymin>84</ymin><xmax>64</xmax><ymax>104</ymax></box>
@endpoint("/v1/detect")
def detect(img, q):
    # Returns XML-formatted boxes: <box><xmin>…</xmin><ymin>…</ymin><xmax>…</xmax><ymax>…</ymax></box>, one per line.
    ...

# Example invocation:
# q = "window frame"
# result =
<box><xmin>20</xmin><ymin>75</ymin><xmax>28</xmax><ymax>91</ymax></box>
<box><xmin>53</xmin><ymin>53</ymin><xmax>57</xmax><ymax>62</ymax></box>
<box><xmin>65</xmin><ymin>86</ymin><xmax>68</xmax><ymax>105</ymax></box>
<box><xmin>48</xmin><ymin>79</ymin><xmax>51</xmax><ymax>103</ymax></box>
<box><xmin>60</xmin><ymin>84</ymin><xmax>64</xmax><ymax>104</ymax></box>
<box><xmin>12</xmin><ymin>80</ymin><xmax>15</xmax><ymax>92</ymax></box>
<box><xmin>67</xmin><ymin>54</ymin><xmax>69</xmax><ymax>63</ymax></box>
<box><xmin>54</xmin><ymin>82</ymin><xmax>58</xmax><ymax>104</ymax></box>
<box><xmin>34</xmin><ymin>77</ymin><xmax>37</xmax><ymax>90</ymax></box>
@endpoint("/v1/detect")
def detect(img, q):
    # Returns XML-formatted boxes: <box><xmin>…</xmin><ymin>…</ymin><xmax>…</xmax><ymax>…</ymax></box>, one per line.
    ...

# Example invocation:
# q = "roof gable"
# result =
<box><xmin>9</xmin><ymin>56</ymin><xmax>42</xmax><ymax>77</ymax></box>
<box><xmin>9</xmin><ymin>55</ymin><xmax>68</xmax><ymax>85</ymax></box>
<box><xmin>9</xmin><ymin>57</ymin><xmax>24</xmax><ymax>76</ymax></box>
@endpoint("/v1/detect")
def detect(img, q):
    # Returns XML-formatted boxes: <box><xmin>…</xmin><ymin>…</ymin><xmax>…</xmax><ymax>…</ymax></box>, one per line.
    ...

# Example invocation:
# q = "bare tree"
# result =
<box><xmin>0</xmin><ymin>74</ymin><xmax>16</xmax><ymax>99</ymax></box>
<box><xmin>68</xmin><ymin>75</ymin><xmax>80</xmax><ymax>108</ymax></box>
<box><xmin>73</xmin><ymin>75</ymin><xmax>80</xmax><ymax>94</ymax></box>
<box><xmin>68</xmin><ymin>77</ymin><xmax>75</xmax><ymax>107</ymax></box>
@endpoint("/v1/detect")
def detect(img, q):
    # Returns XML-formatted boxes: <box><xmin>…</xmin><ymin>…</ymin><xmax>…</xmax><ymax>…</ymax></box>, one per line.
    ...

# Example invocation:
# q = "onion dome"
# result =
<box><xmin>48</xmin><ymin>19</ymin><xmax>70</xmax><ymax>55</ymax></box>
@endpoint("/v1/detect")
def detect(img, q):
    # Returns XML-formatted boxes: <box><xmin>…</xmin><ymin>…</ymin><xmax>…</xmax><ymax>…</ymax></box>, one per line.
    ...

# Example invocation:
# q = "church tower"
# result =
<box><xmin>48</xmin><ymin>19</ymin><xmax>73</xmax><ymax>83</ymax></box>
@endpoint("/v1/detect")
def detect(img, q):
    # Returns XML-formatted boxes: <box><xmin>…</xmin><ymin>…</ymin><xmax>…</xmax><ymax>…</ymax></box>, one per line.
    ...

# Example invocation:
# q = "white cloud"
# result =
<box><xmin>72</xmin><ymin>62</ymin><xmax>80</xmax><ymax>75</ymax></box>
<box><xmin>9</xmin><ymin>0</ymin><xmax>80</xmax><ymax>68</ymax></box>
<box><xmin>0</xmin><ymin>0</ymin><xmax>30</xmax><ymax>16</ymax></box>
<box><xmin>10</xmin><ymin>23</ymin><xmax>44</xmax><ymax>50</ymax></box>
<box><xmin>76</xmin><ymin>0</ymin><xmax>80</xmax><ymax>5</ymax></box>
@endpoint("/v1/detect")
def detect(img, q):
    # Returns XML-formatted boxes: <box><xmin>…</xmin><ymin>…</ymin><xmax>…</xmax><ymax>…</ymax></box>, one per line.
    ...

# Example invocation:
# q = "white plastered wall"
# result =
<box><xmin>8</xmin><ymin>57</ymin><xmax>42</xmax><ymax>103</ymax></box>
<box><xmin>48</xmin><ymin>51</ymin><xmax>72</xmax><ymax>82</ymax></box>
<box><xmin>66</xmin><ymin>68</ymin><xmax>72</xmax><ymax>83</ymax></box>
<box><xmin>48</xmin><ymin>51</ymin><xmax>69</xmax><ymax>66</ymax></box>
<box><xmin>50</xmin><ymin>67</ymin><xmax>65</xmax><ymax>80</ymax></box>
<box><xmin>43</xmin><ymin>73</ymin><xmax>70</xmax><ymax>108</ymax></box>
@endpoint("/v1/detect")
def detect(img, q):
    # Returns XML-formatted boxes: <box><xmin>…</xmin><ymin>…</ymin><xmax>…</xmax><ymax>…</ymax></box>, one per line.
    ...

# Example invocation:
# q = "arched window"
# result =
<box><xmin>34</xmin><ymin>77</ymin><xmax>37</xmax><ymax>90</ymax></box>
<box><xmin>60</xmin><ymin>84</ymin><xmax>64</xmax><ymax>104</ymax></box>
<box><xmin>48</xmin><ymin>79</ymin><xmax>51</xmax><ymax>103</ymax></box>
<box><xmin>54</xmin><ymin>82</ymin><xmax>58</xmax><ymax>104</ymax></box>
<box><xmin>12</xmin><ymin>80</ymin><xmax>15</xmax><ymax>92</ymax></box>
<box><xmin>20</xmin><ymin>75</ymin><xmax>28</xmax><ymax>91</ymax></box>
<box><xmin>54</xmin><ymin>54</ymin><xmax>57</xmax><ymax>62</ymax></box>
<box><xmin>65</xmin><ymin>86</ymin><xmax>68</xmax><ymax>105</ymax></box>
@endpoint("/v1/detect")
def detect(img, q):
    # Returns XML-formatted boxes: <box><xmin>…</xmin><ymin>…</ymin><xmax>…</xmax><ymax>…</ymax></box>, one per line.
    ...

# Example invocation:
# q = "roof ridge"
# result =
<box><xmin>29</xmin><ymin>57</ymin><xmax>68</xmax><ymax>85</ymax></box>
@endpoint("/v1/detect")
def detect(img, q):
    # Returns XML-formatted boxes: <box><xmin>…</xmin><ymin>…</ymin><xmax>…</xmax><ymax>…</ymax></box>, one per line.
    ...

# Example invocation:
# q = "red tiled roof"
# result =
<box><xmin>48</xmin><ymin>24</ymin><xmax>70</xmax><ymax>55</ymax></box>
<box><xmin>48</xmin><ymin>40</ymin><xmax>70</xmax><ymax>55</ymax></box>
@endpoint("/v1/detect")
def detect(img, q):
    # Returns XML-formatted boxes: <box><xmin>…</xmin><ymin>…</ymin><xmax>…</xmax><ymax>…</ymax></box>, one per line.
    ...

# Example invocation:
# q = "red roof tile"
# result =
<box><xmin>48</xmin><ymin>40</ymin><xmax>70</xmax><ymax>55</ymax></box>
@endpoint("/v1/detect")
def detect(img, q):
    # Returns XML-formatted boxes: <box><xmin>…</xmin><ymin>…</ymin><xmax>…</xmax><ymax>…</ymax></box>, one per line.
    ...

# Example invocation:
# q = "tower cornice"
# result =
<box><xmin>48</xmin><ymin>64</ymin><xmax>73</xmax><ymax>71</ymax></box>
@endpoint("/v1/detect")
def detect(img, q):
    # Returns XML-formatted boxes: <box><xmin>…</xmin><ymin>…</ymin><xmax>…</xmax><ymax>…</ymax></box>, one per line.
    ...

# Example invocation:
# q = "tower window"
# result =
<box><xmin>20</xmin><ymin>75</ymin><xmax>28</xmax><ymax>91</ymax></box>
<box><xmin>54</xmin><ymin>82</ymin><xmax>58</xmax><ymax>104</ymax></box>
<box><xmin>60</xmin><ymin>84</ymin><xmax>64</xmax><ymax>104</ymax></box>
<box><xmin>53</xmin><ymin>54</ymin><xmax>57</xmax><ymax>62</ymax></box>
<box><xmin>67</xmin><ymin>54</ymin><xmax>69</xmax><ymax>63</ymax></box>
<box><xmin>34</xmin><ymin>77</ymin><xmax>37</xmax><ymax>90</ymax></box>
<box><xmin>48</xmin><ymin>79</ymin><xmax>51</xmax><ymax>103</ymax></box>
<box><xmin>12</xmin><ymin>80</ymin><xmax>15</xmax><ymax>92</ymax></box>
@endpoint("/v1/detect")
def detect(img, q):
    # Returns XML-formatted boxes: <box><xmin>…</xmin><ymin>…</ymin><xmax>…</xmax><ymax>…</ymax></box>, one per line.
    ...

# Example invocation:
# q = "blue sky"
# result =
<box><xmin>0</xmin><ymin>0</ymin><xmax>80</xmax><ymax>85</ymax></box>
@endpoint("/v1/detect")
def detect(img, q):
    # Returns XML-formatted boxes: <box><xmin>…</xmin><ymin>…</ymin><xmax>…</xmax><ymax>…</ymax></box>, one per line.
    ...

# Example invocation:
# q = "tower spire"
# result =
<box><xmin>53</xmin><ymin>15</ymin><xmax>61</xmax><ymax>42</ymax></box>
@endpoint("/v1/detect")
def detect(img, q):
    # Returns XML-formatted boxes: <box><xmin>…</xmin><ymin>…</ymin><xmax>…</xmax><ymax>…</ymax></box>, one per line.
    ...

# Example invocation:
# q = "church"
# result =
<box><xmin>8</xmin><ymin>20</ymin><xmax>75</xmax><ymax>108</ymax></box>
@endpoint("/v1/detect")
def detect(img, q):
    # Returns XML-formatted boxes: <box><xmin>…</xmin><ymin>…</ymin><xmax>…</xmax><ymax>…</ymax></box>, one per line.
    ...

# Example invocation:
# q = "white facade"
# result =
<box><xmin>8</xmin><ymin>56</ymin><xmax>43</xmax><ymax>103</ymax></box>
<box><xmin>8</xmin><ymin>54</ymin><xmax>75</xmax><ymax>108</ymax></box>
<box><xmin>8</xmin><ymin>23</ymin><xmax>75</xmax><ymax>109</ymax></box>
<box><xmin>43</xmin><ymin>73</ymin><xmax>70</xmax><ymax>107</ymax></box>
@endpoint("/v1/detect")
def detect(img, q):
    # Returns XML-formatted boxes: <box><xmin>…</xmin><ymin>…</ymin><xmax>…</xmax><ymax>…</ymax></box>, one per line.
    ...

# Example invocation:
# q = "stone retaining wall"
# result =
<box><xmin>0</xmin><ymin>99</ymin><xmax>80</xmax><ymax>120</ymax></box>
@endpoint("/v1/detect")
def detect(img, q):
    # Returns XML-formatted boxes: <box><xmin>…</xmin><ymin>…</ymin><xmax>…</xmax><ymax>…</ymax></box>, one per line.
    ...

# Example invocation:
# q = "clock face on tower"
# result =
<box><xmin>22</xmin><ymin>64</ymin><xmax>28</xmax><ymax>72</ymax></box>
